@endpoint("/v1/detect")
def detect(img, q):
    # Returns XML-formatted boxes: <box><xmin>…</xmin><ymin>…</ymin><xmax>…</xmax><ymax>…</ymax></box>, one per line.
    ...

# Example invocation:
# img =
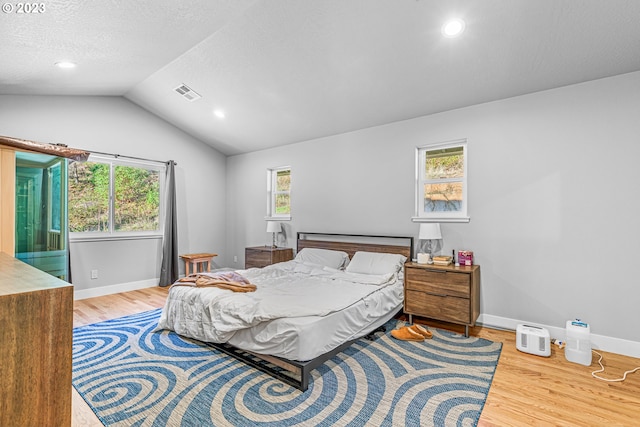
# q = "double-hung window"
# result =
<box><xmin>266</xmin><ymin>166</ymin><xmax>291</xmax><ymax>220</ymax></box>
<box><xmin>68</xmin><ymin>154</ymin><xmax>165</xmax><ymax>239</ymax></box>
<box><xmin>414</xmin><ymin>139</ymin><xmax>469</xmax><ymax>222</ymax></box>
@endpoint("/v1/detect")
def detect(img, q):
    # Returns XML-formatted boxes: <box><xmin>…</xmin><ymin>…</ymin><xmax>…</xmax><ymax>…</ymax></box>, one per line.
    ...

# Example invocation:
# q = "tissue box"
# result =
<box><xmin>458</xmin><ymin>250</ymin><xmax>473</xmax><ymax>266</ymax></box>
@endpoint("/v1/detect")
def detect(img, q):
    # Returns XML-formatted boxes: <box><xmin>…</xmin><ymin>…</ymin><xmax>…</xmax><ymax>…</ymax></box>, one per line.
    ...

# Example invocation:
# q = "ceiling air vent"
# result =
<box><xmin>174</xmin><ymin>84</ymin><xmax>202</xmax><ymax>102</ymax></box>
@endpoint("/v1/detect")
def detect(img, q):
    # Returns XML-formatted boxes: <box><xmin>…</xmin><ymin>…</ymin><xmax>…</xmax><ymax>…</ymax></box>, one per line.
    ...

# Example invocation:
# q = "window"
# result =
<box><xmin>414</xmin><ymin>140</ymin><xmax>469</xmax><ymax>222</ymax></box>
<box><xmin>68</xmin><ymin>155</ymin><xmax>164</xmax><ymax>239</ymax></box>
<box><xmin>267</xmin><ymin>166</ymin><xmax>291</xmax><ymax>219</ymax></box>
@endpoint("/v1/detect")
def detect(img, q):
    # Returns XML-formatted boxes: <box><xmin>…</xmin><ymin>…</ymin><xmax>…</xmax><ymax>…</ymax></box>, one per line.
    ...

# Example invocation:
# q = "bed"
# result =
<box><xmin>157</xmin><ymin>232</ymin><xmax>413</xmax><ymax>391</ymax></box>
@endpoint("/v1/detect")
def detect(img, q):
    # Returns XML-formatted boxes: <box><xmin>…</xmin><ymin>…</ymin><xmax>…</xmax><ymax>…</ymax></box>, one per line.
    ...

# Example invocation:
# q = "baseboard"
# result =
<box><xmin>478</xmin><ymin>314</ymin><xmax>640</xmax><ymax>359</ymax></box>
<box><xmin>74</xmin><ymin>278</ymin><xmax>159</xmax><ymax>300</ymax></box>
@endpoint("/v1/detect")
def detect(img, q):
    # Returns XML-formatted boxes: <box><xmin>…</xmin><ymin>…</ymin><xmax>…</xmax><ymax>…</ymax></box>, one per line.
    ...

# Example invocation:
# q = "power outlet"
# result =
<box><xmin>233</xmin><ymin>255</ymin><xmax>238</xmax><ymax>263</ymax></box>
<box><xmin>91</xmin><ymin>269</ymin><xmax>98</xmax><ymax>279</ymax></box>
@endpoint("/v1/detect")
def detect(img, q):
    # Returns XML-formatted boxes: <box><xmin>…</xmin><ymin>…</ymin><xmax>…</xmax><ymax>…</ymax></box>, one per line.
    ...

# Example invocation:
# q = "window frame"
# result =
<box><xmin>266</xmin><ymin>165</ymin><xmax>291</xmax><ymax>220</ymax></box>
<box><xmin>413</xmin><ymin>139</ymin><xmax>470</xmax><ymax>223</ymax></box>
<box><xmin>69</xmin><ymin>154</ymin><xmax>166</xmax><ymax>241</ymax></box>
<box><xmin>47</xmin><ymin>160</ymin><xmax>64</xmax><ymax>234</ymax></box>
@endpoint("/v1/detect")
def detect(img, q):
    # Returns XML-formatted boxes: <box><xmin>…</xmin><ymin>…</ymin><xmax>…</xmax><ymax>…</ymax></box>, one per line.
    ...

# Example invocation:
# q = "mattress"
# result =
<box><xmin>157</xmin><ymin>260</ymin><xmax>404</xmax><ymax>361</ymax></box>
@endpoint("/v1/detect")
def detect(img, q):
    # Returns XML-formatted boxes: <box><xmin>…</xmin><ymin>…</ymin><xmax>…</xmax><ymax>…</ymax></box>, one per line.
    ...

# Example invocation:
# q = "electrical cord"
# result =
<box><xmin>591</xmin><ymin>350</ymin><xmax>640</xmax><ymax>383</ymax></box>
<box><xmin>552</xmin><ymin>338</ymin><xmax>639</xmax><ymax>382</ymax></box>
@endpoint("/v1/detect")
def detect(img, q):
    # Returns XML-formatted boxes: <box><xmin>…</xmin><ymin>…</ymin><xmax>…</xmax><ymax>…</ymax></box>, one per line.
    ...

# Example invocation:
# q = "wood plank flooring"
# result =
<box><xmin>72</xmin><ymin>287</ymin><xmax>640</xmax><ymax>426</ymax></box>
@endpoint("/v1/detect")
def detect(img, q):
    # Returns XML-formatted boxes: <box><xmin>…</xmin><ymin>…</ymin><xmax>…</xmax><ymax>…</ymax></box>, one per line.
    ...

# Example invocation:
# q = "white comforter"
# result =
<box><xmin>156</xmin><ymin>260</ymin><xmax>399</xmax><ymax>344</ymax></box>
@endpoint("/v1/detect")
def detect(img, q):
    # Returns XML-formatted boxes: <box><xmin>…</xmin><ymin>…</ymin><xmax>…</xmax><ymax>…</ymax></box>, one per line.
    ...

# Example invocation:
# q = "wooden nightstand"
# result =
<box><xmin>404</xmin><ymin>262</ymin><xmax>480</xmax><ymax>337</ymax></box>
<box><xmin>245</xmin><ymin>246</ymin><xmax>293</xmax><ymax>269</ymax></box>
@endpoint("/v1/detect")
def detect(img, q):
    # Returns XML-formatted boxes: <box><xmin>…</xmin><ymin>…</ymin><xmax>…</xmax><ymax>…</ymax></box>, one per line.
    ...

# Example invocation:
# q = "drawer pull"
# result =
<box><xmin>425</xmin><ymin>292</ymin><xmax>448</xmax><ymax>298</ymax></box>
<box><xmin>424</xmin><ymin>269</ymin><xmax>447</xmax><ymax>273</ymax></box>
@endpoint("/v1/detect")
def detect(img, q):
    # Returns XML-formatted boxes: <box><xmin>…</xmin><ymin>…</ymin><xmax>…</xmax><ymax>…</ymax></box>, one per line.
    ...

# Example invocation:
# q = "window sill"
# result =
<box><xmin>70</xmin><ymin>233</ymin><xmax>163</xmax><ymax>243</ymax></box>
<box><xmin>411</xmin><ymin>216</ymin><xmax>470</xmax><ymax>223</ymax></box>
<box><xmin>265</xmin><ymin>216</ymin><xmax>292</xmax><ymax>221</ymax></box>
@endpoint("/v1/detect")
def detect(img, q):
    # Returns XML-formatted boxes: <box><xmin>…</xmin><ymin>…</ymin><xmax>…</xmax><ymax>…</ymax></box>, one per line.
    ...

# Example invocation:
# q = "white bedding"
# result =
<box><xmin>227</xmin><ymin>281</ymin><xmax>402</xmax><ymax>360</ymax></box>
<box><xmin>157</xmin><ymin>260</ymin><xmax>403</xmax><ymax>359</ymax></box>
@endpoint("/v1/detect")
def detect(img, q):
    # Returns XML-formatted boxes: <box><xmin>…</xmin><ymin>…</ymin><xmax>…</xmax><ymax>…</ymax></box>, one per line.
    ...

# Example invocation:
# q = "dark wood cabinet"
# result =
<box><xmin>245</xmin><ymin>246</ymin><xmax>294</xmax><ymax>268</ymax></box>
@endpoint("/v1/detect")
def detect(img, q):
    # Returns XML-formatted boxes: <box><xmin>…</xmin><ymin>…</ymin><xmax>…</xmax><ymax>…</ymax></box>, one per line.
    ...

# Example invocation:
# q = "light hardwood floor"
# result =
<box><xmin>72</xmin><ymin>287</ymin><xmax>640</xmax><ymax>426</ymax></box>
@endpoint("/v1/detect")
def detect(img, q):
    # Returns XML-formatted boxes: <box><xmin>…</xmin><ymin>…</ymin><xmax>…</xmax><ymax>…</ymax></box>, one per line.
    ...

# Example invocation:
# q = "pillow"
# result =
<box><xmin>294</xmin><ymin>248</ymin><xmax>350</xmax><ymax>269</ymax></box>
<box><xmin>345</xmin><ymin>251</ymin><xmax>407</xmax><ymax>275</ymax></box>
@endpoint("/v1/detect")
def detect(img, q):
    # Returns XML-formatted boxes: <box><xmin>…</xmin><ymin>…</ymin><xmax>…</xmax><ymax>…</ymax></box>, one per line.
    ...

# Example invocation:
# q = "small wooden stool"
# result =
<box><xmin>180</xmin><ymin>253</ymin><xmax>218</xmax><ymax>276</ymax></box>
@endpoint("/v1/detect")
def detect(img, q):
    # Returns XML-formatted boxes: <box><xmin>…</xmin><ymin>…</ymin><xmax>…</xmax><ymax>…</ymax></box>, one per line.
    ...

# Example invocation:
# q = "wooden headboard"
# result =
<box><xmin>296</xmin><ymin>232</ymin><xmax>413</xmax><ymax>260</ymax></box>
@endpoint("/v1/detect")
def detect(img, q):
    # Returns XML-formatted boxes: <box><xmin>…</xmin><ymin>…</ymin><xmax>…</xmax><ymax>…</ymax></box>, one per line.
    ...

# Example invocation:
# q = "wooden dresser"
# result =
<box><xmin>0</xmin><ymin>252</ymin><xmax>73</xmax><ymax>427</ymax></box>
<box><xmin>404</xmin><ymin>262</ymin><xmax>480</xmax><ymax>337</ymax></box>
<box><xmin>245</xmin><ymin>246</ymin><xmax>294</xmax><ymax>268</ymax></box>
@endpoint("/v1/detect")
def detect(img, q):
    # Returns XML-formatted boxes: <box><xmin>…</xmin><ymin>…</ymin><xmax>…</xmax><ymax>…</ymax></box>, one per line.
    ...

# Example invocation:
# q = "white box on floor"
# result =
<box><xmin>516</xmin><ymin>324</ymin><xmax>551</xmax><ymax>357</ymax></box>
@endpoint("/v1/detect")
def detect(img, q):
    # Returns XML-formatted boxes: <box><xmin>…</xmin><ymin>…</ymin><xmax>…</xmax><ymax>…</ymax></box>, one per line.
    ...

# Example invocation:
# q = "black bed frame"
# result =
<box><xmin>209</xmin><ymin>232</ymin><xmax>413</xmax><ymax>391</ymax></box>
<box><xmin>207</xmin><ymin>324</ymin><xmax>389</xmax><ymax>391</ymax></box>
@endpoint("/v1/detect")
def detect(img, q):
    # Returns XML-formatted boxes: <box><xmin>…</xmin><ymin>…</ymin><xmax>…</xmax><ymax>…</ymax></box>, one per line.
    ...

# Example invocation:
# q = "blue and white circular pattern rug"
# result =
<box><xmin>72</xmin><ymin>309</ymin><xmax>501</xmax><ymax>426</ymax></box>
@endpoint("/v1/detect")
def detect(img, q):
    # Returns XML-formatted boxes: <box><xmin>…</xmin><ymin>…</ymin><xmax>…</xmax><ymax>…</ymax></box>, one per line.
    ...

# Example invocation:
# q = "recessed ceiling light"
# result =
<box><xmin>213</xmin><ymin>109</ymin><xmax>226</xmax><ymax>119</ymax></box>
<box><xmin>442</xmin><ymin>19</ymin><xmax>465</xmax><ymax>38</ymax></box>
<box><xmin>55</xmin><ymin>61</ymin><xmax>76</xmax><ymax>69</ymax></box>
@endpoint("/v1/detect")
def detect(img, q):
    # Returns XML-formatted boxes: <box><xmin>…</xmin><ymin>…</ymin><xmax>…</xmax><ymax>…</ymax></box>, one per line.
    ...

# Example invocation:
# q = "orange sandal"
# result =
<box><xmin>409</xmin><ymin>324</ymin><xmax>433</xmax><ymax>339</ymax></box>
<box><xmin>391</xmin><ymin>326</ymin><xmax>424</xmax><ymax>341</ymax></box>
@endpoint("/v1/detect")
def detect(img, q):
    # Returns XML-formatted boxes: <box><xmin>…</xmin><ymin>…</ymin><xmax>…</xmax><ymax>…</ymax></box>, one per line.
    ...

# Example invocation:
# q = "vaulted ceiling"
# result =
<box><xmin>2</xmin><ymin>0</ymin><xmax>640</xmax><ymax>155</ymax></box>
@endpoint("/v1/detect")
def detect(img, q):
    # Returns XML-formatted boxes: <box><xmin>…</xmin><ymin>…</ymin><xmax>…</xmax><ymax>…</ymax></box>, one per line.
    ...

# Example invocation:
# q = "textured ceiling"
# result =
<box><xmin>2</xmin><ymin>0</ymin><xmax>640</xmax><ymax>155</ymax></box>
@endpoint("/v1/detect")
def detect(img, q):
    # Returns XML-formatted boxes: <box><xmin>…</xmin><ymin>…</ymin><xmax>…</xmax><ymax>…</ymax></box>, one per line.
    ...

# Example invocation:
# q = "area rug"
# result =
<box><xmin>72</xmin><ymin>309</ymin><xmax>502</xmax><ymax>426</ymax></box>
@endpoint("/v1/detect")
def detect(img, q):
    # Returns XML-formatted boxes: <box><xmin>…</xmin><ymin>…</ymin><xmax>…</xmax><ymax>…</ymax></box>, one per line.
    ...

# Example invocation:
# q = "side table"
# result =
<box><xmin>180</xmin><ymin>253</ymin><xmax>218</xmax><ymax>276</ymax></box>
<box><xmin>404</xmin><ymin>262</ymin><xmax>480</xmax><ymax>337</ymax></box>
<box><xmin>245</xmin><ymin>246</ymin><xmax>293</xmax><ymax>268</ymax></box>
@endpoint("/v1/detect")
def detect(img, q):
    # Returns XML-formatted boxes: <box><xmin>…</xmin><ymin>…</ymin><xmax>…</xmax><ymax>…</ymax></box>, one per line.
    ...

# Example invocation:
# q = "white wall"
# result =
<box><xmin>0</xmin><ymin>95</ymin><xmax>227</xmax><ymax>294</ymax></box>
<box><xmin>227</xmin><ymin>71</ymin><xmax>640</xmax><ymax>355</ymax></box>
<box><xmin>2</xmin><ymin>73</ymin><xmax>638</xmax><ymax>355</ymax></box>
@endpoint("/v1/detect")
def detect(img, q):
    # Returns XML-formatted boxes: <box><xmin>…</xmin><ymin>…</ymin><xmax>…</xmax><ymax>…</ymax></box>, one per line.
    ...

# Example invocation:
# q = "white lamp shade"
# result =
<box><xmin>418</xmin><ymin>223</ymin><xmax>442</xmax><ymax>240</ymax></box>
<box><xmin>266</xmin><ymin>221</ymin><xmax>282</xmax><ymax>233</ymax></box>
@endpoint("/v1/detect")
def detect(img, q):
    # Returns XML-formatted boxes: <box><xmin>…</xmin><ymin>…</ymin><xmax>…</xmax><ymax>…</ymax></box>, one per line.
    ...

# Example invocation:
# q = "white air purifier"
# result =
<box><xmin>516</xmin><ymin>324</ymin><xmax>551</xmax><ymax>357</ymax></box>
<box><xmin>565</xmin><ymin>320</ymin><xmax>592</xmax><ymax>366</ymax></box>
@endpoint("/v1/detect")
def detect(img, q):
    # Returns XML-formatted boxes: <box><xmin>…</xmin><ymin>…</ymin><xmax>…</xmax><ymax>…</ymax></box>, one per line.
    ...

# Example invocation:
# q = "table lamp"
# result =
<box><xmin>266</xmin><ymin>221</ymin><xmax>282</xmax><ymax>248</ymax></box>
<box><xmin>417</xmin><ymin>223</ymin><xmax>442</xmax><ymax>264</ymax></box>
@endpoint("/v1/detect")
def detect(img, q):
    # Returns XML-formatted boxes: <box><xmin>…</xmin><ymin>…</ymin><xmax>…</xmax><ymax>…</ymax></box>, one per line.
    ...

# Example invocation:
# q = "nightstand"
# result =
<box><xmin>404</xmin><ymin>262</ymin><xmax>480</xmax><ymax>337</ymax></box>
<box><xmin>245</xmin><ymin>246</ymin><xmax>293</xmax><ymax>269</ymax></box>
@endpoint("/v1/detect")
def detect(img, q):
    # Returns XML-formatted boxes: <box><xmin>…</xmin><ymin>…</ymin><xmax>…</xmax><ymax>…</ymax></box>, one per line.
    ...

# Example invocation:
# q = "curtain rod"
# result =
<box><xmin>86</xmin><ymin>150</ymin><xmax>176</xmax><ymax>165</ymax></box>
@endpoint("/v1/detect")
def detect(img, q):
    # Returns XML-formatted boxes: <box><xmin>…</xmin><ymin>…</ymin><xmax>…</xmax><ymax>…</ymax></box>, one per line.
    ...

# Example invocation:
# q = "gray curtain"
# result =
<box><xmin>159</xmin><ymin>160</ymin><xmax>179</xmax><ymax>286</ymax></box>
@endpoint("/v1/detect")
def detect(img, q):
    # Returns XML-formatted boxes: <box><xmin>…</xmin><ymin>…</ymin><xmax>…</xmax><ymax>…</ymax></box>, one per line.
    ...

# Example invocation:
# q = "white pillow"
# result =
<box><xmin>345</xmin><ymin>251</ymin><xmax>407</xmax><ymax>275</ymax></box>
<box><xmin>294</xmin><ymin>248</ymin><xmax>350</xmax><ymax>269</ymax></box>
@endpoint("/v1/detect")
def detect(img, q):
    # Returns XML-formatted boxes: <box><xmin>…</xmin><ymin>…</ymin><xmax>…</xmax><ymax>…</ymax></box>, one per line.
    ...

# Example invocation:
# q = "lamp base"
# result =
<box><xmin>417</xmin><ymin>253</ymin><xmax>431</xmax><ymax>264</ymax></box>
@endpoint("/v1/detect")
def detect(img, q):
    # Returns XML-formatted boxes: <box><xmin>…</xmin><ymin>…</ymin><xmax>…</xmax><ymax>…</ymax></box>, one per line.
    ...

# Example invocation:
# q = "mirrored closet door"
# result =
<box><xmin>15</xmin><ymin>152</ymin><xmax>69</xmax><ymax>280</ymax></box>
